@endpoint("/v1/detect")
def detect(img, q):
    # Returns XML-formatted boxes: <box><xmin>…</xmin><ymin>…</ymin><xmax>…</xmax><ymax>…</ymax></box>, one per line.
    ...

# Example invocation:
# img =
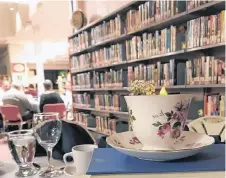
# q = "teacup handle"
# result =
<box><xmin>63</xmin><ymin>152</ymin><xmax>75</xmax><ymax>165</ymax></box>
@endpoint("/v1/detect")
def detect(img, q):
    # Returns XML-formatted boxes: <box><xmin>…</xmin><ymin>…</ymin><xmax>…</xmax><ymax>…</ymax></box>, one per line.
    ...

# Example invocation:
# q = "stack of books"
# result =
<box><xmin>73</xmin><ymin>93</ymin><xmax>91</xmax><ymax>108</ymax></box>
<box><xmin>186</xmin><ymin>56</ymin><xmax>225</xmax><ymax>85</ymax></box>
<box><xmin>94</xmin><ymin>94</ymin><xmax>127</xmax><ymax>112</ymax></box>
<box><xmin>72</xmin><ymin>31</ymin><xmax>89</xmax><ymax>52</ymax></box>
<box><xmin>72</xmin><ymin>73</ymin><xmax>91</xmax><ymax>89</ymax></box>
<box><xmin>128</xmin><ymin>59</ymin><xmax>186</xmax><ymax>86</ymax></box>
<box><xmin>204</xmin><ymin>93</ymin><xmax>225</xmax><ymax>117</ymax></box>
<box><xmin>71</xmin><ymin>53</ymin><xmax>92</xmax><ymax>71</ymax></box>
<box><xmin>91</xmin><ymin>15</ymin><xmax>122</xmax><ymax>45</ymax></box>
<box><xmin>93</xmin><ymin>70</ymin><xmax>123</xmax><ymax>88</ymax></box>
<box><xmin>126</xmin><ymin>1</ymin><xmax>186</xmax><ymax>33</ymax></box>
<box><xmin>92</xmin><ymin>43</ymin><xmax>125</xmax><ymax>68</ymax></box>
<box><xmin>187</xmin><ymin>10</ymin><xmax>225</xmax><ymax>49</ymax></box>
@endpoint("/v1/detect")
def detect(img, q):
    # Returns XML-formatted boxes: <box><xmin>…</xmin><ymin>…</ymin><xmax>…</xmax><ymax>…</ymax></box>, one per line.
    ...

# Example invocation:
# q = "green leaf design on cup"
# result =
<box><xmin>172</xmin><ymin>121</ymin><xmax>181</xmax><ymax>129</ymax></box>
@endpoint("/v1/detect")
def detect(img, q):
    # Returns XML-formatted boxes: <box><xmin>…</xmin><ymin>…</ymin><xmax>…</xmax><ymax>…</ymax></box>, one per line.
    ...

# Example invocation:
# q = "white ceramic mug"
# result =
<box><xmin>63</xmin><ymin>144</ymin><xmax>98</xmax><ymax>175</ymax></box>
<box><xmin>125</xmin><ymin>94</ymin><xmax>193</xmax><ymax>150</ymax></box>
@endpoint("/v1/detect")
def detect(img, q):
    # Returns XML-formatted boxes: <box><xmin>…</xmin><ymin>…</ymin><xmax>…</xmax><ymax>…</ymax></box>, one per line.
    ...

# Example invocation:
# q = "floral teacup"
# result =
<box><xmin>125</xmin><ymin>94</ymin><xmax>193</xmax><ymax>150</ymax></box>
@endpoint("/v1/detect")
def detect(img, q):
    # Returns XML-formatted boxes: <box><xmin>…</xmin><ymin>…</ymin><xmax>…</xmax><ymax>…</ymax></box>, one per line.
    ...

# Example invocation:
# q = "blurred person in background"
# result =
<box><xmin>39</xmin><ymin>80</ymin><xmax>64</xmax><ymax>112</ymax></box>
<box><xmin>2</xmin><ymin>82</ymin><xmax>36</xmax><ymax>121</ymax></box>
<box><xmin>25</xmin><ymin>84</ymin><xmax>38</xmax><ymax>97</ymax></box>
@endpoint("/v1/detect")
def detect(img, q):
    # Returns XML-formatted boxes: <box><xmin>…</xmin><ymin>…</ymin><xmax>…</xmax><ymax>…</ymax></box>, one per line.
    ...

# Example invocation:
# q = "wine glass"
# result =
<box><xmin>33</xmin><ymin>113</ymin><xmax>63</xmax><ymax>177</ymax></box>
<box><xmin>8</xmin><ymin>129</ymin><xmax>38</xmax><ymax>177</ymax></box>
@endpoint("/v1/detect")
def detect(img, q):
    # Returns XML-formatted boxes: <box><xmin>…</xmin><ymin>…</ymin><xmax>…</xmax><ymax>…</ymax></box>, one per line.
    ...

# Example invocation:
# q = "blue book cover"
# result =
<box><xmin>87</xmin><ymin>144</ymin><xmax>225</xmax><ymax>175</ymax></box>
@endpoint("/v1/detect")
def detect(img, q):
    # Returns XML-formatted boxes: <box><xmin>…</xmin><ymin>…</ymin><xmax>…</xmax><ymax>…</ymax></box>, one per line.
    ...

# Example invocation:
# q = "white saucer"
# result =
<box><xmin>64</xmin><ymin>166</ymin><xmax>90</xmax><ymax>178</ymax></box>
<box><xmin>106</xmin><ymin>131</ymin><xmax>214</xmax><ymax>161</ymax></box>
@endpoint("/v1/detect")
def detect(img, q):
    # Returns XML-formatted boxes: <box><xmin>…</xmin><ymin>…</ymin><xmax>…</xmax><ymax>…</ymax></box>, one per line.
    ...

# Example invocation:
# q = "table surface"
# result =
<box><xmin>0</xmin><ymin>144</ymin><xmax>224</xmax><ymax>178</ymax></box>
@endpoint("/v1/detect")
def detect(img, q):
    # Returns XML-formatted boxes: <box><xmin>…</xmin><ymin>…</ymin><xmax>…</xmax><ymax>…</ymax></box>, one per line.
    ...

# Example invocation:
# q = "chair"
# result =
<box><xmin>43</xmin><ymin>103</ymin><xmax>66</xmax><ymax>119</ymax></box>
<box><xmin>0</xmin><ymin>105</ymin><xmax>32</xmax><ymax>131</ymax></box>
<box><xmin>188</xmin><ymin>116</ymin><xmax>225</xmax><ymax>142</ymax></box>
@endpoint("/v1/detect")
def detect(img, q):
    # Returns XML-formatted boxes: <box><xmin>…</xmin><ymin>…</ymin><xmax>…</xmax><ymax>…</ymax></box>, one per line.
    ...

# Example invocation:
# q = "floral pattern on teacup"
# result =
<box><xmin>129</xmin><ymin>110</ymin><xmax>136</xmax><ymax>130</ymax></box>
<box><xmin>152</xmin><ymin>100</ymin><xmax>190</xmax><ymax>139</ymax></box>
<box><xmin>129</xmin><ymin>137</ymin><xmax>141</xmax><ymax>145</ymax></box>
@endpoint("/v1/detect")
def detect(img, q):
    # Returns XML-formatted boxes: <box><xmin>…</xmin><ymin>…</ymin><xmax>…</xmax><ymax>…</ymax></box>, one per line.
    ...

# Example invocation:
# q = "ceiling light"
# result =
<box><xmin>10</xmin><ymin>7</ymin><xmax>14</xmax><ymax>11</ymax></box>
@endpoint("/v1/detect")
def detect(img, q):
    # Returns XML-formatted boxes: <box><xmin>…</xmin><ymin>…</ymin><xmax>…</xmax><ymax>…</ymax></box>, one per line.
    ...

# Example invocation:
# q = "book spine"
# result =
<box><xmin>220</xmin><ymin>95</ymin><xmax>225</xmax><ymax>117</ymax></box>
<box><xmin>221</xmin><ymin>10</ymin><xmax>225</xmax><ymax>42</ymax></box>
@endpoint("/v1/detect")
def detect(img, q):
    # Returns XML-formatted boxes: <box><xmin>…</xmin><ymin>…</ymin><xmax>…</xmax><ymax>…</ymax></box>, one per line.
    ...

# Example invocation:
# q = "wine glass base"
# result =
<box><xmin>39</xmin><ymin>167</ymin><xmax>64</xmax><ymax>177</ymax></box>
<box><xmin>15</xmin><ymin>166</ymin><xmax>39</xmax><ymax>177</ymax></box>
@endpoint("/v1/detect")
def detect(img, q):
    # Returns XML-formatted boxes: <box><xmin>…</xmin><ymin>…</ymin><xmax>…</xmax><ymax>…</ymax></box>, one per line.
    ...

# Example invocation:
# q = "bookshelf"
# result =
<box><xmin>69</xmin><ymin>0</ymin><xmax>225</xmax><ymax>136</ymax></box>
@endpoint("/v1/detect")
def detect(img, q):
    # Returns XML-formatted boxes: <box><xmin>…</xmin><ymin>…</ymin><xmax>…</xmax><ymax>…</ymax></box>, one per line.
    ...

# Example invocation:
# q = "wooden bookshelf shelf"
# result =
<box><xmin>185</xmin><ymin>84</ymin><xmax>225</xmax><ymax>88</ymax></box>
<box><xmin>73</xmin><ymin>105</ymin><xmax>129</xmax><ymax>116</ymax></box>
<box><xmin>72</xmin><ymin>84</ymin><xmax>225</xmax><ymax>92</ymax></box>
<box><xmin>72</xmin><ymin>87</ymin><xmax>128</xmax><ymax>92</ymax></box>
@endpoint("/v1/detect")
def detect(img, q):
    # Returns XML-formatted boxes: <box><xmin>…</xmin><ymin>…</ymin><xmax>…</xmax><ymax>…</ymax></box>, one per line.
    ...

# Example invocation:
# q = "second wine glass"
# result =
<box><xmin>33</xmin><ymin>112</ymin><xmax>63</xmax><ymax>177</ymax></box>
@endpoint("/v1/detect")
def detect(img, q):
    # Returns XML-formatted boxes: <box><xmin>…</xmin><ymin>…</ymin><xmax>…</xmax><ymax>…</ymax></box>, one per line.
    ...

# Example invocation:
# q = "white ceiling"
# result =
<box><xmin>10</xmin><ymin>0</ymin><xmax>72</xmax><ymax>43</ymax></box>
<box><xmin>0</xmin><ymin>0</ymin><xmax>72</xmax><ymax>66</ymax></box>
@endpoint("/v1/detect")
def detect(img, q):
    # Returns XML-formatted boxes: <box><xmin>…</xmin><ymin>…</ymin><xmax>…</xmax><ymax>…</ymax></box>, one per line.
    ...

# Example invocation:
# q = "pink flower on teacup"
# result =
<box><xmin>129</xmin><ymin>137</ymin><xmax>141</xmax><ymax>145</ymax></box>
<box><xmin>157</xmin><ymin>123</ymin><xmax>171</xmax><ymax>138</ymax></box>
<box><xmin>171</xmin><ymin>128</ymin><xmax>181</xmax><ymax>139</ymax></box>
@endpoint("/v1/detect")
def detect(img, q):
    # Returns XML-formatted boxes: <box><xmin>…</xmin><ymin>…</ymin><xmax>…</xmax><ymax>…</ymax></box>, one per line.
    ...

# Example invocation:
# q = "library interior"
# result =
<box><xmin>0</xmin><ymin>0</ymin><xmax>225</xmax><ymax>178</ymax></box>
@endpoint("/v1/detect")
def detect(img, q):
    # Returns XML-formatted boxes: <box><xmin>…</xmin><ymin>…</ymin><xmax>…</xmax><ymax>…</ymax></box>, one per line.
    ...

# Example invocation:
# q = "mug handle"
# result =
<box><xmin>63</xmin><ymin>152</ymin><xmax>74</xmax><ymax>165</ymax></box>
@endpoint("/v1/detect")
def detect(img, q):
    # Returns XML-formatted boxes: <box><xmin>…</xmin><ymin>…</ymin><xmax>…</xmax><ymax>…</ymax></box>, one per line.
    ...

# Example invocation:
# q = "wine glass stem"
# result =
<box><xmin>47</xmin><ymin>147</ymin><xmax>53</xmax><ymax>168</ymax></box>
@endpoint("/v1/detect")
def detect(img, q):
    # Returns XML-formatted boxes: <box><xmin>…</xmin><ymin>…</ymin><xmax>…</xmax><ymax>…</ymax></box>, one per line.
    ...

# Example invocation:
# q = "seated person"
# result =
<box><xmin>25</xmin><ymin>84</ymin><xmax>38</xmax><ymax>97</ymax></box>
<box><xmin>2</xmin><ymin>82</ymin><xmax>35</xmax><ymax>121</ymax></box>
<box><xmin>39</xmin><ymin>80</ymin><xmax>64</xmax><ymax>112</ymax></box>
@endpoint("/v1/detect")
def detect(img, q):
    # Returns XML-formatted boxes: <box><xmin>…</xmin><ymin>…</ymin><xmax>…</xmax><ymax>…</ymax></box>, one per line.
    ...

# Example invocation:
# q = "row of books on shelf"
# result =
<box><xmin>70</xmin><ymin>15</ymin><xmax>122</xmax><ymax>53</ymax></box>
<box><xmin>92</xmin><ymin>44</ymin><xmax>125</xmax><ymax>68</ymax></box>
<box><xmin>187</xmin><ymin>10</ymin><xmax>225</xmax><ymax>49</ymax></box>
<box><xmin>71</xmin><ymin>10</ymin><xmax>225</xmax><ymax>72</ymax></box>
<box><xmin>204</xmin><ymin>93</ymin><xmax>225</xmax><ymax>117</ymax></box>
<box><xmin>186</xmin><ymin>56</ymin><xmax>225</xmax><ymax>85</ymax></box>
<box><xmin>93</xmin><ymin>70</ymin><xmax>123</xmax><ymax>89</ymax></box>
<box><xmin>91</xmin><ymin>15</ymin><xmax>122</xmax><ymax>46</ymax></box>
<box><xmin>72</xmin><ymin>70</ymin><xmax>123</xmax><ymax>89</ymax></box>
<box><xmin>72</xmin><ymin>56</ymin><xmax>225</xmax><ymax>89</ymax></box>
<box><xmin>73</xmin><ymin>93</ymin><xmax>127</xmax><ymax>112</ymax></box>
<box><xmin>128</xmin><ymin>60</ymin><xmax>184</xmax><ymax>86</ymax></box>
<box><xmin>126</xmin><ymin>0</ymin><xmax>186</xmax><ymax>33</ymax></box>
<box><xmin>71</xmin><ymin>43</ymin><xmax>125</xmax><ymax>71</ymax></box>
<box><xmin>94</xmin><ymin>94</ymin><xmax>127</xmax><ymax>112</ymax></box>
<box><xmin>73</xmin><ymin>112</ymin><xmax>128</xmax><ymax>135</ymax></box>
<box><xmin>72</xmin><ymin>73</ymin><xmax>91</xmax><ymax>89</ymax></box>
<box><xmin>71</xmin><ymin>53</ymin><xmax>92</xmax><ymax>71</ymax></box>
<box><xmin>73</xmin><ymin>93</ymin><xmax>91</xmax><ymax>108</ymax></box>
<box><xmin>128</xmin><ymin>56</ymin><xmax>225</xmax><ymax>86</ymax></box>
<box><xmin>70</xmin><ymin>1</ymin><xmax>219</xmax><ymax>54</ymax></box>
<box><xmin>126</xmin><ymin>25</ymin><xmax>181</xmax><ymax>61</ymax></box>
<box><xmin>70</xmin><ymin>31</ymin><xmax>89</xmax><ymax>53</ymax></box>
